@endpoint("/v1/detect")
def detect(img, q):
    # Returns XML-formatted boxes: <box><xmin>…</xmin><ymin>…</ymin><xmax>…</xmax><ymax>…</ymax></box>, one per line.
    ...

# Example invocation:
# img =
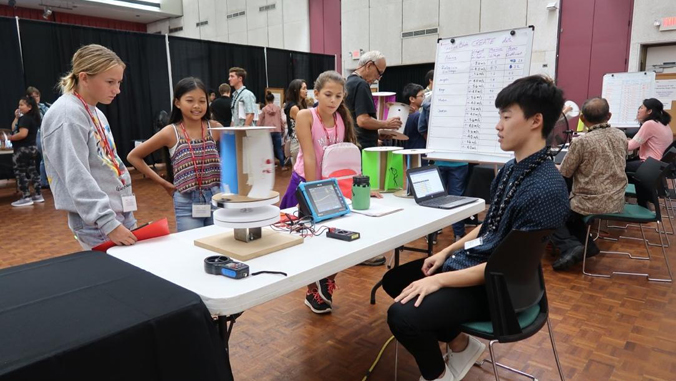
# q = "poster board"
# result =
<box><xmin>601</xmin><ymin>71</ymin><xmax>656</xmax><ymax>127</ymax></box>
<box><xmin>426</xmin><ymin>26</ymin><xmax>535</xmax><ymax>164</ymax></box>
<box><xmin>656</xmin><ymin>73</ymin><xmax>676</xmax><ymax>135</ymax></box>
<box><xmin>264</xmin><ymin>87</ymin><xmax>284</xmax><ymax>108</ymax></box>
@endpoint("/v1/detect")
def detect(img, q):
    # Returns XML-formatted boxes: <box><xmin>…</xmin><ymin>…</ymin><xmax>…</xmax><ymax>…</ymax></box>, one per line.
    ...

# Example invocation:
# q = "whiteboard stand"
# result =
<box><xmin>602</xmin><ymin>71</ymin><xmax>656</xmax><ymax>128</ymax></box>
<box><xmin>426</xmin><ymin>26</ymin><xmax>534</xmax><ymax>165</ymax></box>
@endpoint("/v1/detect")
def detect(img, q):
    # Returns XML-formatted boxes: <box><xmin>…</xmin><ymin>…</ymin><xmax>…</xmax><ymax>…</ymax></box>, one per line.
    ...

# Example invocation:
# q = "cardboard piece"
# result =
<box><xmin>195</xmin><ymin>229</ymin><xmax>303</xmax><ymax>261</ymax></box>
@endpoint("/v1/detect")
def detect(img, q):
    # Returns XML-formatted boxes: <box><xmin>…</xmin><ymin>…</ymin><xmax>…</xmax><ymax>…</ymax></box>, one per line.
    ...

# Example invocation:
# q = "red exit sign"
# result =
<box><xmin>661</xmin><ymin>16</ymin><xmax>676</xmax><ymax>31</ymax></box>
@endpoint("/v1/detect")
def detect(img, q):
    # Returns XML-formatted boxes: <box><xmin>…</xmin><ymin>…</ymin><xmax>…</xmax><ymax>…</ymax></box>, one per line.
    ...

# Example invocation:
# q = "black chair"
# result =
<box><xmin>459</xmin><ymin>229</ymin><xmax>565</xmax><ymax>381</ymax></box>
<box><xmin>582</xmin><ymin>157</ymin><xmax>674</xmax><ymax>282</ymax></box>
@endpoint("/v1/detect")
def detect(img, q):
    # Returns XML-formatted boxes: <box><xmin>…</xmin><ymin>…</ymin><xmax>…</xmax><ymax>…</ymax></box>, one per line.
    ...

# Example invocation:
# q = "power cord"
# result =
<box><xmin>361</xmin><ymin>335</ymin><xmax>395</xmax><ymax>381</ymax></box>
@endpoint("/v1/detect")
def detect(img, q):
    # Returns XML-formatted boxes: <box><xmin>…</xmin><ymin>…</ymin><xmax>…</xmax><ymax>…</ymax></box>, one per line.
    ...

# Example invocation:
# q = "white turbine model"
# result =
<box><xmin>209</xmin><ymin>126</ymin><xmax>279</xmax><ymax>242</ymax></box>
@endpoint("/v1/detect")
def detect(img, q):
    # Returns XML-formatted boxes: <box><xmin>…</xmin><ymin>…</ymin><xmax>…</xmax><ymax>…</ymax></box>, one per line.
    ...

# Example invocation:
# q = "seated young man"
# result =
<box><xmin>382</xmin><ymin>75</ymin><xmax>570</xmax><ymax>381</ymax></box>
<box><xmin>552</xmin><ymin>97</ymin><xmax>628</xmax><ymax>270</ymax></box>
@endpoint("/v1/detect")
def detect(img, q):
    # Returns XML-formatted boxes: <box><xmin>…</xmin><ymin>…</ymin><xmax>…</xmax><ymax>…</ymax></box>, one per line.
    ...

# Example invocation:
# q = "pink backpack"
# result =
<box><xmin>321</xmin><ymin>142</ymin><xmax>361</xmax><ymax>199</ymax></box>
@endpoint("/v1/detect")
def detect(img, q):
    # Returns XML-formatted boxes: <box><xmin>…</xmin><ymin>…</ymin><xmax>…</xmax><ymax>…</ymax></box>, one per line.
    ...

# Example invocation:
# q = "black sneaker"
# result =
<box><xmin>305</xmin><ymin>288</ymin><xmax>332</xmax><ymax>314</ymax></box>
<box><xmin>316</xmin><ymin>278</ymin><xmax>336</xmax><ymax>305</ymax></box>
<box><xmin>358</xmin><ymin>255</ymin><xmax>386</xmax><ymax>266</ymax></box>
<box><xmin>552</xmin><ymin>246</ymin><xmax>585</xmax><ymax>271</ymax></box>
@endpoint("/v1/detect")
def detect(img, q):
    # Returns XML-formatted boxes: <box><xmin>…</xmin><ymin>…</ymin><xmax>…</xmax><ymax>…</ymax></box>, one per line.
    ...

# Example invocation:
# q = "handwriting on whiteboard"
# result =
<box><xmin>428</xmin><ymin>29</ymin><xmax>532</xmax><ymax>156</ymax></box>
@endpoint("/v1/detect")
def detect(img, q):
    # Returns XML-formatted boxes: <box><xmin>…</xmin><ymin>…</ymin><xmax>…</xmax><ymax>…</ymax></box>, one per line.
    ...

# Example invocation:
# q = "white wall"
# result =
<box><xmin>341</xmin><ymin>0</ymin><xmax>560</xmax><ymax>78</ymax></box>
<box><xmin>628</xmin><ymin>1</ymin><xmax>676</xmax><ymax>72</ymax></box>
<box><xmin>147</xmin><ymin>0</ymin><xmax>310</xmax><ymax>52</ymax></box>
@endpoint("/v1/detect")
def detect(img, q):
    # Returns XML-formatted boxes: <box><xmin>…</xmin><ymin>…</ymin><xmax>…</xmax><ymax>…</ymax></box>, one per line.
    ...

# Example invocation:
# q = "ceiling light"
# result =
<box><xmin>43</xmin><ymin>7</ymin><xmax>52</xmax><ymax>19</ymax></box>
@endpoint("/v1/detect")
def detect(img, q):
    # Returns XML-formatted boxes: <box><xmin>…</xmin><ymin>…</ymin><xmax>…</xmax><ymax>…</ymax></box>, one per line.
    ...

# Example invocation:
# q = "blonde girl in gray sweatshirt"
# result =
<box><xmin>42</xmin><ymin>44</ymin><xmax>137</xmax><ymax>250</ymax></box>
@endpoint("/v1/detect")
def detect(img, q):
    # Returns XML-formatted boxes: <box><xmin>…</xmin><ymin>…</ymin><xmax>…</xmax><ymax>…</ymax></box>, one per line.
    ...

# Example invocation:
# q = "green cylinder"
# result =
<box><xmin>352</xmin><ymin>176</ymin><xmax>371</xmax><ymax>210</ymax></box>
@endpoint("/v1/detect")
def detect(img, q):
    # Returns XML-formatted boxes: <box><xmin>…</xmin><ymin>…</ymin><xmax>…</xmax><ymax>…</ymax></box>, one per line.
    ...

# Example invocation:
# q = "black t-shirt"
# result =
<box><xmin>13</xmin><ymin>115</ymin><xmax>40</xmax><ymax>149</ymax></box>
<box><xmin>345</xmin><ymin>74</ymin><xmax>377</xmax><ymax>149</ymax></box>
<box><xmin>284</xmin><ymin>101</ymin><xmax>297</xmax><ymax>138</ymax></box>
<box><xmin>210</xmin><ymin>96</ymin><xmax>232</xmax><ymax>127</ymax></box>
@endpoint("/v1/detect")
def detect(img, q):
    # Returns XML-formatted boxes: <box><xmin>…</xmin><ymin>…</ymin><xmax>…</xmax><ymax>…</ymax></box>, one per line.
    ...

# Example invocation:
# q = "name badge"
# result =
<box><xmin>122</xmin><ymin>195</ymin><xmax>138</xmax><ymax>212</ymax></box>
<box><xmin>192</xmin><ymin>203</ymin><xmax>212</xmax><ymax>218</ymax></box>
<box><xmin>464</xmin><ymin>237</ymin><xmax>483</xmax><ymax>251</ymax></box>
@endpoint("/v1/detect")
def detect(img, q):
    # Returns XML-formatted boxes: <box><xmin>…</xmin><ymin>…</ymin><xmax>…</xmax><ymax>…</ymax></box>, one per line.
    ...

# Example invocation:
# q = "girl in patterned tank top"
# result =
<box><xmin>128</xmin><ymin>77</ymin><xmax>223</xmax><ymax>232</ymax></box>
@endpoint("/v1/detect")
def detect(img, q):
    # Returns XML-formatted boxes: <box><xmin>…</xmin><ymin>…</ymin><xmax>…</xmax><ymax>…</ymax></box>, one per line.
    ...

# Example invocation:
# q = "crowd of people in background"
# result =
<box><xmin>4</xmin><ymin>42</ymin><xmax>675</xmax><ymax>381</ymax></box>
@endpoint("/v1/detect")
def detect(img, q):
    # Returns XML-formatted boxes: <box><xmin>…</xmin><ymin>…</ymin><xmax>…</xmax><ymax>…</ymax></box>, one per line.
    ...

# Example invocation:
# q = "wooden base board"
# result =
<box><xmin>393</xmin><ymin>189</ymin><xmax>413</xmax><ymax>198</ymax></box>
<box><xmin>194</xmin><ymin>229</ymin><xmax>304</xmax><ymax>261</ymax></box>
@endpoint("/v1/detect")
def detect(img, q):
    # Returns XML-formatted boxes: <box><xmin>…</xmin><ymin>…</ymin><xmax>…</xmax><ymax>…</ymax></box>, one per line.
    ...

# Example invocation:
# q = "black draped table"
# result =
<box><xmin>0</xmin><ymin>251</ymin><xmax>233</xmax><ymax>381</ymax></box>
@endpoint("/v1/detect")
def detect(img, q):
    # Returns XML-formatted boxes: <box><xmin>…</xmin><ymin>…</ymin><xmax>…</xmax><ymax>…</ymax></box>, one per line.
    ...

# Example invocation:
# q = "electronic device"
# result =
<box><xmin>407</xmin><ymin>166</ymin><xmax>478</xmax><ymax>209</ymax></box>
<box><xmin>204</xmin><ymin>255</ymin><xmax>250</xmax><ymax>279</ymax></box>
<box><xmin>295</xmin><ymin>178</ymin><xmax>351</xmax><ymax>222</ymax></box>
<box><xmin>326</xmin><ymin>228</ymin><xmax>360</xmax><ymax>242</ymax></box>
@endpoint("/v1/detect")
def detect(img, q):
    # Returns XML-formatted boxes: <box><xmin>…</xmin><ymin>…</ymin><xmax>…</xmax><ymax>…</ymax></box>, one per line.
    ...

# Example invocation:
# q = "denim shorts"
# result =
<box><xmin>173</xmin><ymin>186</ymin><xmax>220</xmax><ymax>232</ymax></box>
<box><xmin>68</xmin><ymin>211</ymin><xmax>137</xmax><ymax>250</ymax></box>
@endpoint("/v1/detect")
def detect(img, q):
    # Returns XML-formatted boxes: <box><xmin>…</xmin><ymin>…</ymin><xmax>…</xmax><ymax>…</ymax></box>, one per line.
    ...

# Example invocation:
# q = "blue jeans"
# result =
<box><xmin>173</xmin><ymin>186</ymin><xmax>220</xmax><ymax>232</ymax></box>
<box><xmin>271</xmin><ymin>132</ymin><xmax>285</xmax><ymax>166</ymax></box>
<box><xmin>68</xmin><ymin>211</ymin><xmax>137</xmax><ymax>250</ymax></box>
<box><xmin>35</xmin><ymin>128</ymin><xmax>48</xmax><ymax>187</ymax></box>
<box><xmin>439</xmin><ymin>165</ymin><xmax>469</xmax><ymax>238</ymax></box>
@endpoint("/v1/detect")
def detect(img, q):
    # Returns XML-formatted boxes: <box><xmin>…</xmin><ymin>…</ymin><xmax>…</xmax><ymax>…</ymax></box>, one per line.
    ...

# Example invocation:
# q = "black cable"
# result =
<box><xmin>251</xmin><ymin>271</ymin><xmax>287</xmax><ymax>277</ymax></box>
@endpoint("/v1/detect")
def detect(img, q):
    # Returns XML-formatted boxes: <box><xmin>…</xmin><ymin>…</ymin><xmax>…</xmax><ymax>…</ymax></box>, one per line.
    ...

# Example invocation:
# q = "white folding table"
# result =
<box><xmin>109</xmin><ymin>194</ymin><xmax>485</xmax><ymax>354</ymax></box>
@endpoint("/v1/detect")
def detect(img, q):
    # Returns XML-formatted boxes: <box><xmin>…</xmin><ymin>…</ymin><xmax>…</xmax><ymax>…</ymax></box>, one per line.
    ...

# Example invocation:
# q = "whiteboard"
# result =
<box><xmin>426</xmin><ymin>27</ymin><xmax>534</xmax><ymax>164</ymax></box>
<box><xmin>602</xmin><ymin>71</ymin><xmax>656</xmax><ymax>127</ymax></box>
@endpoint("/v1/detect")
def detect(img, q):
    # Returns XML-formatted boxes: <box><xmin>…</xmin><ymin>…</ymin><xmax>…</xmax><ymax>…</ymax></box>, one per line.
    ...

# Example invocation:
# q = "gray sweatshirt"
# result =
<box><xmin>41</xmin><ymin>93</ymin><xmax>133</xmax><ymax>235</ymax></box>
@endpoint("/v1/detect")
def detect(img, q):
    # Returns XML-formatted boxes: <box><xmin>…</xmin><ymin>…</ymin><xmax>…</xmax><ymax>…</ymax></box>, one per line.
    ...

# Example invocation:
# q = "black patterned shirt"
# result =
<box><xmin>442</xmin><ymin>148</ymin><xmax>570</xmax><ymax>271</ymax></box>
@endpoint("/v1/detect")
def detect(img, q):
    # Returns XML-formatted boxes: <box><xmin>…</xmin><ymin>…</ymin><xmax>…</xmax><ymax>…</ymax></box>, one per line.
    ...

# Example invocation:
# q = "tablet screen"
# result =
<box><xmin>304</xmin><ymin>180</ymin><xmax>348</xmax><ymax>218</ymax></box>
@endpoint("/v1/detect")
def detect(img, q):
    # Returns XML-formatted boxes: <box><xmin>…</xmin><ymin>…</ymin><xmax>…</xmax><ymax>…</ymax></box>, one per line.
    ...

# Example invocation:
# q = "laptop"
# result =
<box><xmin>406</xmin><ymin>166</ymin><xmax>478</xmax><ymax>209</ymax></box>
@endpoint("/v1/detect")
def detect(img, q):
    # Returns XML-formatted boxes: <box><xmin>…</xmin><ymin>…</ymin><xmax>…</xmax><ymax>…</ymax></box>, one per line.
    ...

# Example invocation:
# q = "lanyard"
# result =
<box><xmin>231</xmin><ymin>87</ymin><xmax>246</xmax><ymax>111</ymax></box>
<box><xmin>179</xmin><ymin>121</ymin><xmax>206</xmax><ymax>191</ymax></box>
<box><xmin>316</xmin><ymin>109</ymin><xmax>338</xmax><ymax>145</ymax></box>
<box><xmin>73</xmin><ymin>92</ymin><xmax>124</xmax><ymax>185</ymax></box>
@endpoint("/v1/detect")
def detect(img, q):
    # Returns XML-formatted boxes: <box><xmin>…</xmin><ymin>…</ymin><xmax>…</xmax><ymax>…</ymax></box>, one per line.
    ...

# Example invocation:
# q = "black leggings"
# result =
<box><xmin>383</xmin><ymin>259</ymin><xmax>490</xmax><ymax>380</ymax></box>
<box><xmin>626</xmin><ymin>159</ymin><xmax>651</xmax><ymax>207</ymax></box>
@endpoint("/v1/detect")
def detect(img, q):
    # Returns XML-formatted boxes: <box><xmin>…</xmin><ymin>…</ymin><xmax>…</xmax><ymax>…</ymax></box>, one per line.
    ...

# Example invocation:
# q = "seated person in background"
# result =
<box><xmin>402</xmin><ymin>83</ymin><xmax>425</xmax><ymax>149</ymax></box>
<box><xmin>552</xmin><ymin>97</ymin><xmax>628</xmax><ymax>271</ymax></box>
<box><xmin>626</xmin><ymin>98</ymin><xmax>672</xmax><ymax>206</ymax></box>
<box><xmin>383</xmin><ymin>75</ymin><xmax>570</xmax><ymax>381</ymax></box>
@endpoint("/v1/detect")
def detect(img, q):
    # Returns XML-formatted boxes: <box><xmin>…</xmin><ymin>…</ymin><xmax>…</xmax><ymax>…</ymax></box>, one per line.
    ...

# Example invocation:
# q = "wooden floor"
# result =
<box><xmin>2</xmin><ymin>168</ymin><xmax>676</xmax><ymax>381</ymax></box>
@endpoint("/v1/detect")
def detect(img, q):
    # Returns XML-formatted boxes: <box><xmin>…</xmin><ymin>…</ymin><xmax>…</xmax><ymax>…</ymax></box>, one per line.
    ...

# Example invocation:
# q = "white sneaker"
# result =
<box><xmin>446</xmin><ymin>337</ymin><xmax>486</xmax><ymax>380</ymax></box>
<box><xmin>420</xmin><ymin>364</ymin><xmax>455</xmax><ymax>381</ymax></box>
<box><xmin>32</xmin><ymin>194</ymin><xmax>45</xmax><ymax>203</ymax></box>
<box><xmin>11</xmin><ymin>197</ymin><xmax>34</xmax><ymax>207</ymax></box>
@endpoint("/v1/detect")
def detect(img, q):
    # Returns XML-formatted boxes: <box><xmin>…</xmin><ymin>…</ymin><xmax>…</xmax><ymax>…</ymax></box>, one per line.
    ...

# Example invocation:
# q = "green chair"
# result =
<box><xmin>459</xmin><ymin>229</ymin><xmax>565</xmax><ymax>381</ymax></box>
<box><xmin>582</xmin><ymin>157</ymin><xmax>673</xmax><ymax>282</ymax></box>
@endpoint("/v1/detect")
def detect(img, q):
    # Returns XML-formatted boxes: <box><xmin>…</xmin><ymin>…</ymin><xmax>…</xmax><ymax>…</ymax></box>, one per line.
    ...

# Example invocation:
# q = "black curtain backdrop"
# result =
<box><xmin>19</xmin><ymin>19</ymin><xmax>171</xmax><ymax>163</ymax></box>
<box><xmin>266</xmin><ymin>48</ymin><xmax>293</xmax><ymax>89</ymax></box>
<box><xmin>377</xmin><ymin>62</ymin><xmax>435</xmax><ymax>103</ymax></box>
<box><xmin>265</xmin><ymin>49</ymin><xmax>335</xmax><ymax>92</ymax></box>
<box><xmin>168</xmin><ymin>37</ymin><xmax>267</xmax><ymax>103</ymax></box>
<box><xmin>5</xmin><ymin>16</ymin><xmax>334</xmax><ymax>162</ymax></box>
<box><xmin>290</xmin><ymin>51</ymin><xmax>335</xmax><ymax>89</ymax></box>
<box><xmin>0</xmin><ymin>17</ymin><xmax>26</xmax><ymax>130</ymax></box>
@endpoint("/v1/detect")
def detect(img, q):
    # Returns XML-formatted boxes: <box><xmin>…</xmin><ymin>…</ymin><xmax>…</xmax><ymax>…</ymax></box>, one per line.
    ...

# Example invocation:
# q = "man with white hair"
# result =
<box><xmin>345</xmin><ymin>51</ymin><xmax>402</xmax><ymax>150</ymax></box>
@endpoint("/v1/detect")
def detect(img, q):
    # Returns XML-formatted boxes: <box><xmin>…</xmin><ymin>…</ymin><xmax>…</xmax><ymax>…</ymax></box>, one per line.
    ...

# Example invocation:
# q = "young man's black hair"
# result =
<box><xmin>402</xmin><ymin>83</ymin><xmax>424</xmax><ymax>105</ymax></box>
<box><xmin>495</xmin><ymin>75</ymin><xmax>564</xmax><ymax>138</ymax></box>
<box><xmin>424</xmin><ymin>70</ymin><xmax>434</xmax><ymax>87</ymax></box>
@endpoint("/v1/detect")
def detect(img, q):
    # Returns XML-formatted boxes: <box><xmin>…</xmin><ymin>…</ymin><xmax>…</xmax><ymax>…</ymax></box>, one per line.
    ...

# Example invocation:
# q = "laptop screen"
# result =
<box><xmin>409</xmin><ymin>167</ymin><xmax>445</xmax><ymax>198</ymax></box>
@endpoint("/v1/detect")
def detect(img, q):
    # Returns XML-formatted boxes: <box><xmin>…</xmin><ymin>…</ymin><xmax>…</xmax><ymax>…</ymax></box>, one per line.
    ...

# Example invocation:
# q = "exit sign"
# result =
<box><xmin>661</xmin><ymin>16</ymin><xmax>676</xmax><ymax>31</ymax></box>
